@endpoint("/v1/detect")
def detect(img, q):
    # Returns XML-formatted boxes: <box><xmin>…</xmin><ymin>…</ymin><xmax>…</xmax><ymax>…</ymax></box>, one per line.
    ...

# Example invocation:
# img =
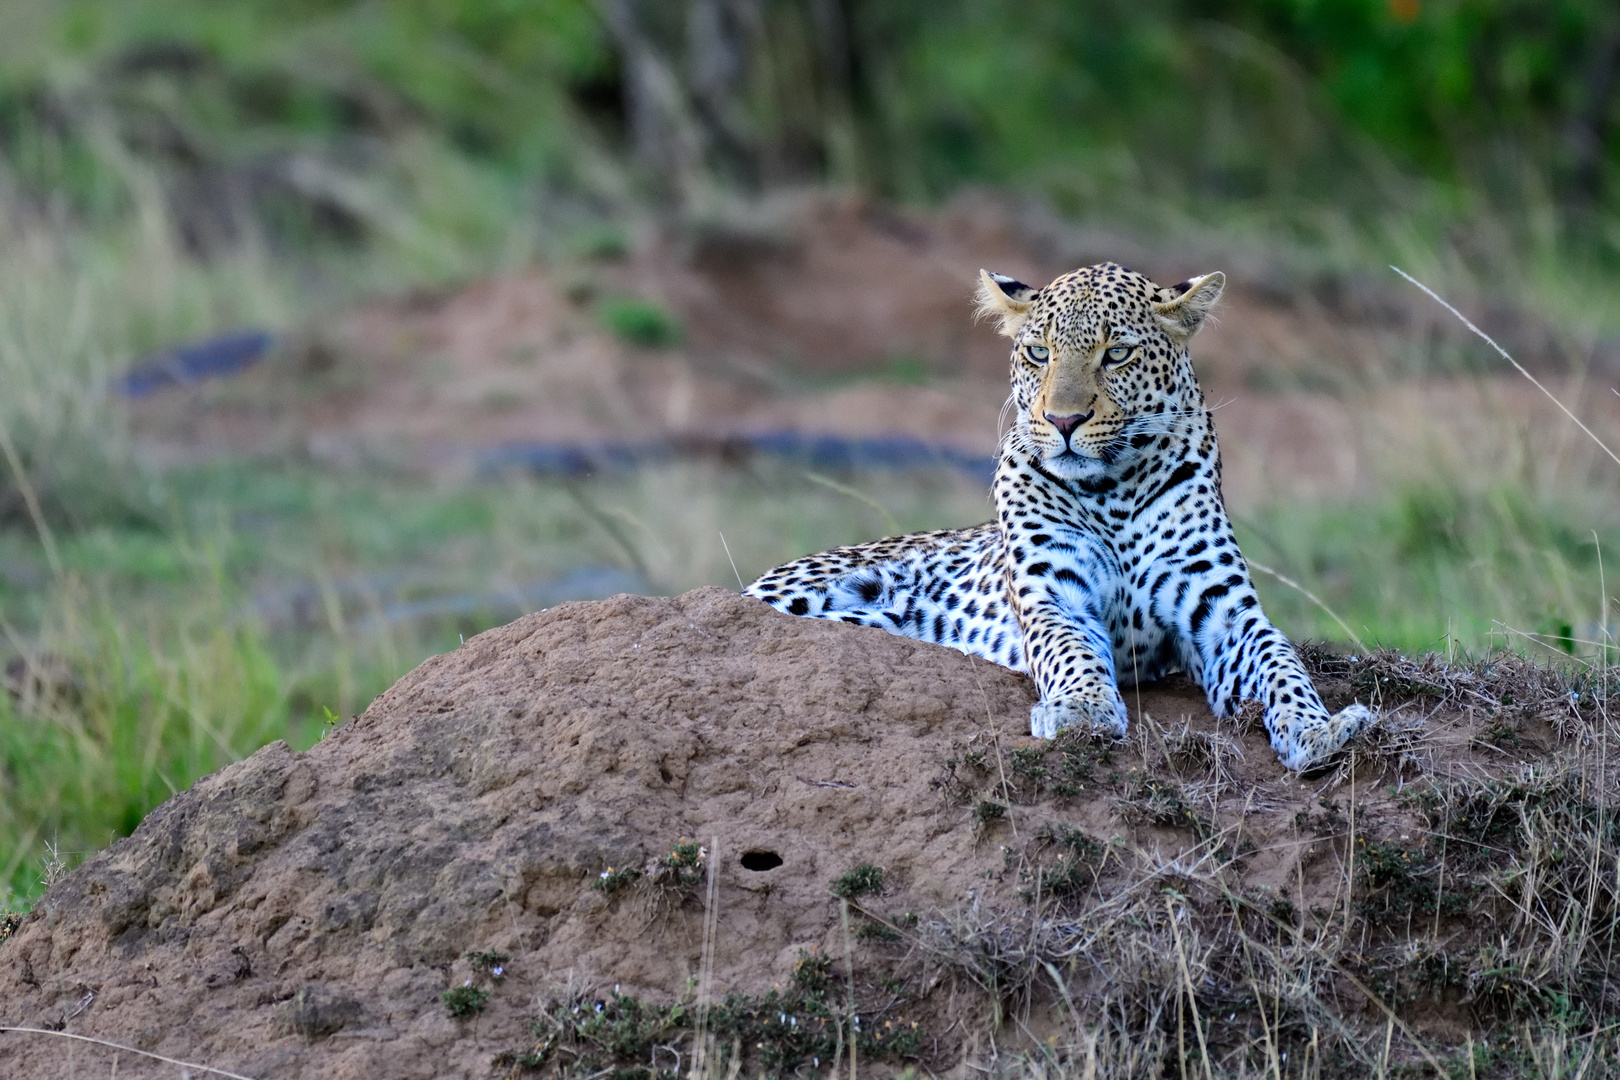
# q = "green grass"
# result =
<box><xmin>1238</xmin><ymin>482</ymin><xmax>1620</xmax><ymax>660</ymax></box>
<box><xmin>0</xmin><ymin>582</ymin><xmax>294</xmax><ymax>903</ymax></box>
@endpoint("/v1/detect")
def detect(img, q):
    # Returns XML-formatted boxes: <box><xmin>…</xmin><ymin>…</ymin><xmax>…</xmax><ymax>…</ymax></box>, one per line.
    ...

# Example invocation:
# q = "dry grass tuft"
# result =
<box><xmin>1144</xmin><ymin>713</ymin><xmax>1247</xmax><ymax>793</ymax></box>
<box><xmin>1299</xmin><ymin>643</ymin><xmax>1613</xmax><ymax>724</ymax></box>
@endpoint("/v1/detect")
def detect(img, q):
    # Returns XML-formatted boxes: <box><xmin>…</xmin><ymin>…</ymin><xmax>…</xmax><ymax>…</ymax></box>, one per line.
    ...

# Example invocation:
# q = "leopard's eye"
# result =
<box><xmin>1025</xmin><ymin>344</ymin><xmax>1050</xmax><ymax>364</ymax></box>
<box><xmin>1103</xmin><ymin>345</ymin><xmax>1133</xmax><ymax>365</ymax></box>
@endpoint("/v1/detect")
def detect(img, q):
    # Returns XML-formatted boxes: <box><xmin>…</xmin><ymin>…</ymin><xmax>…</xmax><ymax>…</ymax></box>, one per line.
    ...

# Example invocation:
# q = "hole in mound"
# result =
<box><xmin>740</xmin><ymin>850</ymin><xmax>783</xmax><ymax>872</ymax></box>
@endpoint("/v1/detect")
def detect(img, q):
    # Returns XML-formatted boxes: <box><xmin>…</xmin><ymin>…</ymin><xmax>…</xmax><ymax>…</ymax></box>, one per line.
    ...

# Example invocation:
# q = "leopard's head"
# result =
<box><xmin>976</xmin><ymin>262</ymin><xmax>1223</xmax><ymax>481</ymax></box>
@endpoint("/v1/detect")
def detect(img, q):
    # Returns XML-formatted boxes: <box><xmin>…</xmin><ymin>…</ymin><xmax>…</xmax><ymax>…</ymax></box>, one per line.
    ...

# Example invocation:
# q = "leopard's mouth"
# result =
<box><xmin>1047</xmin><ymin>439</ymin><xmax>1120</xmax><ymax>464</ymax></box>
<box><xmin>1041</xmin><ymin>446</ymin><xmax>1111</xmax><ymax>480</ymax></box>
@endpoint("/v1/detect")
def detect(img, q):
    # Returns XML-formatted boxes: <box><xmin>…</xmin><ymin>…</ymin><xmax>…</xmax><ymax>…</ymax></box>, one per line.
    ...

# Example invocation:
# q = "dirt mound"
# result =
<box><xmin>0</xmin><ymin>589</ymin><xmax>1610</xmax><ymax>1078</ymax></box>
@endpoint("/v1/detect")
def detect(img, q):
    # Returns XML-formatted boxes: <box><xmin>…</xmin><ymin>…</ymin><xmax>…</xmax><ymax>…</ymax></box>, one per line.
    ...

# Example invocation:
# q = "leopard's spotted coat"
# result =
<box><xmin>746</xmin><ymin>263</ymin><xmax>1373</xmax><ymax>770</ymax></box>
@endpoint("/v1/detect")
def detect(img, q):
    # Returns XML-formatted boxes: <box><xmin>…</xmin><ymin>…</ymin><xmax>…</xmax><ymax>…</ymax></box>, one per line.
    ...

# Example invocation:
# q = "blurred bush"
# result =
<box><xmin>0</xmin><ymin>0</ymin><xmax>609</xmax><ymax>281</ymax></box>
<box><xmin>0</xmin><ymin>1</ymin><xmax>1612</xmax><ymax>252</ymax></box>
<box><xmin>599</xmin><ymin>295</ymin><xmax>683</xmax><ymax>348</ymax></box>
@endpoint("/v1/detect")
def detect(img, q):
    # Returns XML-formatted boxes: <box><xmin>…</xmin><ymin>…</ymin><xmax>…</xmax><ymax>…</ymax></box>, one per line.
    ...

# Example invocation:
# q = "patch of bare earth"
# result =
<box><xmin>2</xmin><ymin>590</ymin><xmax>1613</xmax><ymax>1077</ymax></box>
<box><xmin>126</xmin><ymin>191</ymin><xmax>1620</xmax><ymax>510</ymax></box>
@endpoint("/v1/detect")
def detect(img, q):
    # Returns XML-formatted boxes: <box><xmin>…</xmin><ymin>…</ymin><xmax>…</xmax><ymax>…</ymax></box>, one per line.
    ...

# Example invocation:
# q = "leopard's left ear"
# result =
<box><xmin>1152</xmin><ymin>271</ymin><xmax>1225</xmax><ymax>340</ymax></box>
<box><xmin>976</xmin><ymin>270</ymin><xmax>1040</xmax><ymax>338</ymax></box>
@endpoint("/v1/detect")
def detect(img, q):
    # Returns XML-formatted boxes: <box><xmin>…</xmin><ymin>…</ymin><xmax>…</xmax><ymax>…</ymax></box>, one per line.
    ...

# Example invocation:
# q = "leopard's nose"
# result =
<box><xmin>1044</xmin><ymin>410</ymin><xmax>1093</xmax><ymax>440</ymax></box>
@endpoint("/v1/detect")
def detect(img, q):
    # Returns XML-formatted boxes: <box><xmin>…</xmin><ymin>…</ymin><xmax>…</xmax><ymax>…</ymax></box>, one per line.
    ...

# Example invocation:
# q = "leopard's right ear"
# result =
<box><xmin>976</xmin><ymin>270</ymin><xmax>1039</xmax><ymax>338</ymax></box>
<box><xmin>1152</xmin><ymin>271</ymin><xmax>1225</xmax><ymax>341</ymax></box>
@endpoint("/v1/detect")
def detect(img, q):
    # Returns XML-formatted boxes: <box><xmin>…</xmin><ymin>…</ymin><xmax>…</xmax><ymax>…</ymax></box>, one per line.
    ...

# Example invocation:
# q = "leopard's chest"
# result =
<box><xmin>1000</xmin><ymin>460</ymin><xmax>1226</xmax><ymax>679</ymax></box>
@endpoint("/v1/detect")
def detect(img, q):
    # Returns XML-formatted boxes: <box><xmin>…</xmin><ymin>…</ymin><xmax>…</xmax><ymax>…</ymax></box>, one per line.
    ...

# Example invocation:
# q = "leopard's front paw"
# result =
<box><xmin>1276</xmin><ymin>703</ymin><xmax>1378</xmax><ymax>771</ymax></box>
<box><xmin>1030</xmin><ymin>691</ymin><xmax>1129</xmax><ymax>739</ymax></box>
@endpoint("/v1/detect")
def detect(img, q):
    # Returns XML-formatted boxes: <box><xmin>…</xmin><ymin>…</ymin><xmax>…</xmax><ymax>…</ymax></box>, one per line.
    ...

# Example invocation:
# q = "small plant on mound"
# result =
<box><xmin>854</xmin><ymin>910</ymin><xmax>918</xmax><ymax>943</ymax></box>
<box><xmin>591</xmin><ymin>865</ymin><xmax>642</xmax><ymax>895</ymax></box>
<box><xmin>791</xmin><ymin>947</ymin><xmax>835</xmax><ymax>995</ymax></box>
<box><xmin>1355</xmin><ymin>836</ymin><xmax>1473</xmax><ymax>922</ymax></box>
<box><xmin>468</xmin><ymin>949</ymin><xmax>510</xmax><ymax>982</ymax></box>
<box><xmin>1021</xmin><ymin>824</ymin><xmax>1108</xmax><ymax>905</ymax></box>
<box><xmin>1046</xmin><ymin>727</ymin><xmax>1121</xmax><ymax>791</ymax></box>
<box><xmin>1007</xmin><ymin>745</ymin><xmax>1048</xmax><ymax>786</ymax></box>
<box><xmin>972</xmin><ymin>799</ymin><xmax>1007</xmax><ymax>828</ymax></box>
<box><xmin>590</xmin><ymin>841</ymin><xmax>710</xmax><ymax>915</ymax></box>
<box><xmin>641</xmin><ymin>839</ymin><xmax>708</xmax><ymax>910</ymax></box>
<box><xmin>653</xmin><ymin>840</ymin><xmax>707</xmax><ymax>888</ymax></box>
<box><xmin>444</xmin><ymin>946</ymin><xmax>510</xmax><ymax>1019</ymax></box>
<box><xmin>443</xmin><ymin>982</ymin><xmax>490</xmax><ymax>1019</ymax></box>
<box><xmin>829</xmin><ymin>862</ymin><xmax>884</xmax><ymax>899</ymax></box>
<box><xmin>1152</xmin><ymin>719</ymin><xmax>1243</xmax><ymax>789</ymax></box>
<box><xmin>938</xmin><ymin>729</ymin><xmax>1121</xmax><ymax>810</ymax></box>
<box><xmin>1471</xmin><ymin>713</ymin><xmax>1525</xmax><ymax>750</ymax></box>
<box><xmin>1116</xmin><ymin>773</ymin><xmax>1210</xmax><ymax>837</ymax></box>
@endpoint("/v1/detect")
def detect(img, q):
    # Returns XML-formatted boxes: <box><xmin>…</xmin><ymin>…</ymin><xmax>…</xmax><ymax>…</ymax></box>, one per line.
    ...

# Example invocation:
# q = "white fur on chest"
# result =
<box><xmin>1000</xmin><ymin>451</ymin><xmax>1225</xmax><ymax>683</ymax></box>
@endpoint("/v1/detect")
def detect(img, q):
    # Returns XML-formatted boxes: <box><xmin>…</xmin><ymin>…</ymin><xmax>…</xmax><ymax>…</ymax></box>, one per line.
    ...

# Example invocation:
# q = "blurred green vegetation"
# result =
<box><xmin>1</xmin><ymin>0</ymin><xmax>1618</xmax><ymax>905</ymax></box>
<box><xmin>1237</xmin><ymin>482</ymin><xmax>1620</xmax><ymax>657</ymax></box>
<box><xmin>0</xmin><ymin>1</ymin><xmax>1614</xmax><ymax>257</ymax></box>
<box><xmin>598</xmin><ymin>295</ymin><xmax>683</xmax><ymax>347</ymax></box>
<box><xmin>886</xmin><ymin>0</ymin><xmax>1619</xmax><ymax>207</ymax></box>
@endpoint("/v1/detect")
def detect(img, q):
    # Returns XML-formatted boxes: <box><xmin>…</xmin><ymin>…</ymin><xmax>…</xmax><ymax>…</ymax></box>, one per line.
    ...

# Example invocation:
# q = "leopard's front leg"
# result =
<box><xmin>1010</xmin><ymin>548</ymin><xmax>1130</xmax><ymax>739</ymax></box>
<box><xmin>1181</xmin><ymin>575</ymin><xmax>1375</xmax><ymax>770</ymax></box>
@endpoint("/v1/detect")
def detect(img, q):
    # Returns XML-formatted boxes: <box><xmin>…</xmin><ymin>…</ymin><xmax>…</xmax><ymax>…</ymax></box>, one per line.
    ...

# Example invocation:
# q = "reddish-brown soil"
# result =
<box><xmin>0</xmin><ymin>588</ymin><xmax>1575</xmax><ymax>1079</ymax></box>
<box><xmin>126</xmin><ymin>191</ymin><xmax>1620</xmax><ymax>510</ymax></box>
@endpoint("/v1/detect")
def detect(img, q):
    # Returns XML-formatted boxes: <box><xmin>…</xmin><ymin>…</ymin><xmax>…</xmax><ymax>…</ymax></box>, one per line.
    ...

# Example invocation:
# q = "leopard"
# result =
<box><xmin>744</xmin><ymin>261</ymin><xmax>1376</xmax><ymax>771</ymax></box>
